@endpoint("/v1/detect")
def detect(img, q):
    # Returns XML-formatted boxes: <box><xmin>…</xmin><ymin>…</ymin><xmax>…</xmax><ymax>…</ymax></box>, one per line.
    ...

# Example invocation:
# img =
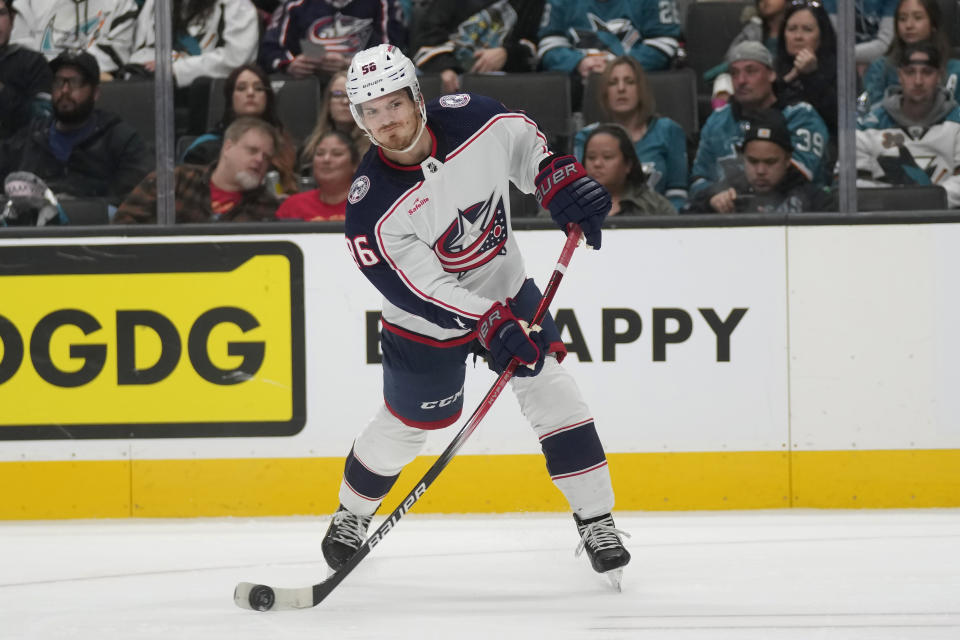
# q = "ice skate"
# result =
<box><xmin>322</xmin><ymin>505</ymin><xmax>372</xmax><ymax>573</ymax></box>
<box><xmin>573</xmin><ymin>512</ymin><xmax>631</xmax><ymax>591</ymax></box>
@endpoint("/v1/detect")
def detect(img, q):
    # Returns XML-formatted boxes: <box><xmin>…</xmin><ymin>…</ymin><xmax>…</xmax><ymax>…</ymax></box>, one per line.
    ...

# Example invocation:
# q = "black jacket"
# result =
<box><xmin>0</xmin><ymin>109</ymin><xmax>152</xmax><ymax>205</ymax></box>
<box><xmin>688</xmin><ymin>166</ymin><xmax>834</xmax><ymax>214</ymax></box>
<box><xmin>0</xmin><ymin>44</ymin><xmax>53</xmax><ymax>139</ymax></box>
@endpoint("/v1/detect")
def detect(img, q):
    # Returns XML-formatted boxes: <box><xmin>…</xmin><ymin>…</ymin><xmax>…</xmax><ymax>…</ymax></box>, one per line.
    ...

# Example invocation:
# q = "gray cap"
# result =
<box><xmin>727</xmin><ymin>41</ymin><xmax>774</xmax><ymax>68</ymax></box>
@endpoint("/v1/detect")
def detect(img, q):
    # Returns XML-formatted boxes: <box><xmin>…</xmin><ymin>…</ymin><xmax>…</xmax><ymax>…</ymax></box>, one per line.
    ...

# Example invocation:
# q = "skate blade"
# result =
<box><xmin>605</xmin><ymin>568</ymin><xmax>624</xmax><ymax>592</ymax></box>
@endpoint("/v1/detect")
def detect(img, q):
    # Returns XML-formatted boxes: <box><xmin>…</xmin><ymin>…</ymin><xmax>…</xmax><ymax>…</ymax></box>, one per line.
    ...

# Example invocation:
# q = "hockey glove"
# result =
<box><xmin>476</xmin><ymin>301</ymin><xmax>549</xmax><ymax>377</ymax></box>
<box><xmin>534</xmin><ymin>155</ymin><xmax>611</xmax><ymax>250</ymax></box>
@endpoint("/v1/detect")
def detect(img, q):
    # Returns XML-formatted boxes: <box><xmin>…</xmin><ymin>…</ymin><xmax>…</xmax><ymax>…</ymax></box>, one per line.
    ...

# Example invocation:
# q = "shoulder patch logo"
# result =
<box><xmin>439</xmin><ymin>94</ymin><xmax>471</xmax><ymax>109</ymax></box>
<box><xmin>348</xmin><ymin>175</ymin><xmax>370</xmax><ymax>204</ymax></box>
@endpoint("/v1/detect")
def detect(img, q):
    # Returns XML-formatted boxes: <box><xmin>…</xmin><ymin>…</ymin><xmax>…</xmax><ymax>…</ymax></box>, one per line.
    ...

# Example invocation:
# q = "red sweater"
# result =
<box><xmin>275</xmin><ymin>189</ymin><xmax>346</xmax><ymax>221</ymax></box>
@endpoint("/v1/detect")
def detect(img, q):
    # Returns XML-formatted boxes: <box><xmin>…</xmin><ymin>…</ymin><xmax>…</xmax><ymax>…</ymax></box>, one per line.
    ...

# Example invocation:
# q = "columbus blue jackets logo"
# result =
<box><xmin>307</xmin><ymin>14</ymin><xmax>373</xmax><ymax>57</ymax></box>
<box><xmin>433</xmin><ymin>193</ymin><xmax>508</xmax><ymax>273</ymax></box>
<box><xmin>439</xmin><ymin>94</ymin><xmax>471</xmax><ymax>109</ymax></box>
<box><xmin>348</xmin><ymin>175</ymin><xmax>371</xmax><ymax>204</ymax></box>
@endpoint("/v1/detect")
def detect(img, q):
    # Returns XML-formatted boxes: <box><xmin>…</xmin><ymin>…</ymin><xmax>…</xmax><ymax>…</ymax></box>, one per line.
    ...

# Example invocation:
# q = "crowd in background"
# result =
<box><xmin>0</xmin><ymin>0</ymin><xmax>958</xmax><ymax>226</ymax></box>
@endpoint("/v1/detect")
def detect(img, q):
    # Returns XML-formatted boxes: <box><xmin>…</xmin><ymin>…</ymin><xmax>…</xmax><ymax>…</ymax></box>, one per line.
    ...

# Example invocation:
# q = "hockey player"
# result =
<box><xmin>322</xmin><ymin>44</ymin><xmax>630</xmax><ymax>587</ymax></box>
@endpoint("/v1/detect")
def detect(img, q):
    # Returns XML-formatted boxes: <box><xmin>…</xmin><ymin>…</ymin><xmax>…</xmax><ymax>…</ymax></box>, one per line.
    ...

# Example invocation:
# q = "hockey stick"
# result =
<box><xmin>235</xmin><ymin>224</ymin><xmax>583</xmax><ymax>611</ymax></box>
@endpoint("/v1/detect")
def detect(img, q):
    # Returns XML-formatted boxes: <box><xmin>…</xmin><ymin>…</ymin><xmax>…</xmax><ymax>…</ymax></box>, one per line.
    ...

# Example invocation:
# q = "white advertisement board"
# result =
<box><xmin>0</xmin><ymin>228</ymin><xmax>789</xmax><ymax>461</ymax></box>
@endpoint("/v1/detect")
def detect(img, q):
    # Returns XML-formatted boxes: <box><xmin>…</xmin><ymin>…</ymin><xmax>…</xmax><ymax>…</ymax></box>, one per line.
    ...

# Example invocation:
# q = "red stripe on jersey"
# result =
<box><xmin>551</xmin><ymin>460</ymin><xmax>608</xmax><ymax>480</ymax></box>
<box><xmin>385</xmin><ymin>399</ymin><xmax>462</xmax><ymax>430</ymax></box>
<box><xmin>343</xmin><ymin>477</ymin><xmax>387</xmax><ymax>501</ymax></box>
<box><xmin>374</xmin><ymin>183</ymin><xmax>481</xmax><ymax>320</ymax></box>
<box><xmin>381</xmin><ymin>318</ymin><xmax>475</xmax><ymax>347</ymax></box>
<box><xmin>280</xmin><ymin>0</ymin><xmax>307</xmax><ymax>49</ymax></box>
<box><xmin>446</xmin><ymin>113</ymin><xmax>548</xmax><ymax>162</ymax></box>
<box><xmin>538</xmin><ymin>418</ymin><xmax>594</xmax><ymax>442</ymax></box>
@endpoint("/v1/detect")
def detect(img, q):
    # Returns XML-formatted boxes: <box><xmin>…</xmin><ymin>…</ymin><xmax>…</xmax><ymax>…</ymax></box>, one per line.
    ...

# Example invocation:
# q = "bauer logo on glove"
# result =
<box><xmin>476</xmin><ymin>300</ymin><xmax>549</xmax><ymax>377</ymax></box>
<box><xmin>534</xmin><ymin>155</ymin><xmax>611</xmax><ymax>250</ymax></box>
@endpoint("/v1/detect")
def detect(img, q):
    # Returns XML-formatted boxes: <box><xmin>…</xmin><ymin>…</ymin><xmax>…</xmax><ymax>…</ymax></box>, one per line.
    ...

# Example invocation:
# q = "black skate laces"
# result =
<box><xmin>330</xmin><ymin>510</ymin><xmax>372</xmax><ymax>549</ymax></box>
<box><xmin>574</xmin><ymin>515</ymin><xmax>631</xmax><ymax>558</ymax></box>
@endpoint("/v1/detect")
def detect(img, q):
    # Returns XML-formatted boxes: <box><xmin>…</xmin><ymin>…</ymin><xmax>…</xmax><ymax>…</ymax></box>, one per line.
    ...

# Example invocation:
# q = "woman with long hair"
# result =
<box><xmin>276</xmin><ymin>130</ymin><xmax>359</xmax><ymax>221</ymax></box>
<box><xmin>581</xmin><ymin>124</ymin><xmax>676</xmax><ymax>217</ymax></box>
<box><xmin>574</xmin><ymin>56</ymin><xmax>688</xmax><ymax>210</ymax></box>
<box><xmin>774</xmin><ymin>0</ymin><xmax>838</xmax><ymax>136</ymax></box>
<box><xmin>181</xmin><ymin>63</ymin><xmax>299</xmax><ymax>195</ymax></box>
<box><xmin>862</xmin><ymin>0</ymin><xmax>960</xmax><ymax>109</ymax></box>
<box><xmin>299</xmin><ymin>71</ymin><xmax>370</xmax><ymax>171</ymax></box>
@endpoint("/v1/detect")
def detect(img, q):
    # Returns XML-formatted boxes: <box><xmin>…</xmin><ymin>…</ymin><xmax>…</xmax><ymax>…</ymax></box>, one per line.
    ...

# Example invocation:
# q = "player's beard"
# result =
<box><xmin>374</xmin><ymin>117</ymin><xmax>421</xmax><ymax>153</ymax></box>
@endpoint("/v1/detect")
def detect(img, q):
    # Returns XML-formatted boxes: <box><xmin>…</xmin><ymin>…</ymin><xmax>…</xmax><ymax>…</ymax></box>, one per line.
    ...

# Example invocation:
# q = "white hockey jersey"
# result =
<box><xmin>857</xmin><ymin>88</ymin><xmax>960</xmax><ymax>208</ymax></box>
<box><xmin>344</xmin><ymin>93</ymin><xmax>553</xmax><ymax>343</ymax></box>
<box><xmin>9</xmin><ymin>0</ymin><xmax>139</xmax><ymax>73</ymax></box>
<box><xmin>130</xmin><ymin>0</ymin><xmax>259</xmax><ymax>88</ymax></box>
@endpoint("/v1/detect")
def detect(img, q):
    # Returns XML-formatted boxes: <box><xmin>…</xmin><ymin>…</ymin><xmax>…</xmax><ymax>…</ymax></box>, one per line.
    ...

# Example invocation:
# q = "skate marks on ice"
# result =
<box><xmin>1</xmin><ymin>511</ymin><xmax>959</xmax><ymax>639</ymax></box>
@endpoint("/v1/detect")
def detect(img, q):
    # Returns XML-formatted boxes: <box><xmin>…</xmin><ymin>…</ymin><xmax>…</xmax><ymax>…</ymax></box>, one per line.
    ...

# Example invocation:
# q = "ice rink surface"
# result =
<box><xmin>2</xmin><ymin>509</ymin><xmax>959</xmax><ymax>639</ymax></box>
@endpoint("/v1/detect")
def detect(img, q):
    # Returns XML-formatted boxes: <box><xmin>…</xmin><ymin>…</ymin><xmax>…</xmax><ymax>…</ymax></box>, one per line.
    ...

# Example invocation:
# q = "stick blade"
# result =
<box><xmin>234</xmin><ymin>582</ymin><xmax>316</xmax><ymax>611</ymax></box>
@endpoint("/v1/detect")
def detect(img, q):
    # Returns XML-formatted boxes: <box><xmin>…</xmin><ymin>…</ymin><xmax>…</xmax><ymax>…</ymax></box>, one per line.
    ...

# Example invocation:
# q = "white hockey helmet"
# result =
<box><xmin>346</xmin><ymin>44</ymin><xmax>427</xmax><ymax>152</ymax></box>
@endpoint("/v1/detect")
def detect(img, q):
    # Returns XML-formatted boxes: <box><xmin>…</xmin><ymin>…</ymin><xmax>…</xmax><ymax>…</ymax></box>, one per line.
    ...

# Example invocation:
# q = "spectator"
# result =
<box><xmin>582</xmin><ymin>123</ymin><xmax>676</xmax><ymax>216</ymax></box>
<box><xmin>411</xmin><ymin>0</ymin><xmax>544</xmax><ymax>94</ymax></box>
<box><xmin>690</xmin><ymin>41</ymin><xmax>830</xmax><ymax>198</ymax></box>
<box><xmin>537</xmin><ymin>0</ymin><xmax>682</xmax><ymax>77</ymax></box>
<box><xmin>775</xmin><ymin>0</ymin><xmax>838</xmax><ymax>137</ymax></box>
<box><xmin>0</xmin><ymin>49</ymin><xmax>150</xmax><ymax>204</ymax></box>
<box><xmin>689</xmin><ymin>108</ymin><xmax>833</xmax><ymax>213</ymax></box>
<box><xmin>861</xmin><ymin>0</ymin><xmax>960</xmax><ymax>110</ymax></box>
<box><xmin>574</xmin><ymin>56</ymin><xmax>688</xmax><ymax>210</ymax></box>
<box><xmin>0</xmin><ymin>0</ymin><xmax>52</xmax><ymax>139</ymax></box>
<box><xmin>130</xmin><ymin>0</ymin><xmax>259</xmax><ymax>88</ymax></box>
<box><xmin>822</xmin><ymin>0</ymin><xmax>897</xmax><ymax>70</ymax></box>
<box><xmin>115</xmin><ymin>116</ymin><xmax>280</xmax><ymax>223</ymax></box>
<box><xmin>181</xmin><ymin>63</ymin><xmax>298</xmax><ymax>195</ymax></box>
<box><xmin>707</xmin><ymin>0</ymin><xmax>787</xmax><ymax>111</ymax></box>
<box><xmin>258</xmin><ymin>0</ymin><xmax>407</xmax><ymax>78</ymax></box>
<box><xmin>300</xmin><ymin>70</ymin><xmax>369</xmax><ymax>170</ymax></box>
<box><xmin>856</xmin><ymin>41</ymin><xmax>960</xmax><ymax>208</ymax></box>
<box><xmin>277</xmin><ymin>129</ymin><xmax>358</xmax><ymax>221</ymax></box>
<box><xmin>9</xmin><ymin>0</ymin><xmax>138</xmax><ymax>80</ymax></box>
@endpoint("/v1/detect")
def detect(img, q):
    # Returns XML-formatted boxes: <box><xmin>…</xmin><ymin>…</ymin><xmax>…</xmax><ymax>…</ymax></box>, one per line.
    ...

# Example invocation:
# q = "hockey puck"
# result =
<box><xmin>248</xmin><ymin>584</ymin><xmax>275</xmax><ymax>611</ymax></box>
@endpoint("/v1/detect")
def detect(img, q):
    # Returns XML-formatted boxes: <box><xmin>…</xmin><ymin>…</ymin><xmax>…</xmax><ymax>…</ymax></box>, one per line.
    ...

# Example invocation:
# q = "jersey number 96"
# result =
<box><xmin>347</xmin><ymin>235</ymin><xmax>381</xmax><ymax>267</ymax></box>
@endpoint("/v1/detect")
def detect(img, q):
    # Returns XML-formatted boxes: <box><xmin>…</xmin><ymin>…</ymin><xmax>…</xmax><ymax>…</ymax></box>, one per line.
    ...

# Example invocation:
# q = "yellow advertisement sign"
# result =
<box><xmin>0</xmin><ymin>242</ymin><xmax>305</xmax><ymax>439</ymax></box>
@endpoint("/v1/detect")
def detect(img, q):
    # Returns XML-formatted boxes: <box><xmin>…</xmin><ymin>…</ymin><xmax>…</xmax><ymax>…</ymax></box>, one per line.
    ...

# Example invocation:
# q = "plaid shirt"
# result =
<box><xmin>113</xmin><ymin>164</ymin><xmax>279</xmax><ymax>224</ymax></box>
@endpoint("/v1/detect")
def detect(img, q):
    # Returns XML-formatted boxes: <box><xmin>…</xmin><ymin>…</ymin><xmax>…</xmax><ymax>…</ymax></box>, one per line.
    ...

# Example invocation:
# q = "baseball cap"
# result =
<box><xmin>727</xmin><ymin>41</ymin><xmax>774</xmax><ymax>69</ymax></box>
<box><xmin>50</xmin><ymin>49</ymin><xmax>101</xmax><ymax>86</ymax></box>
<box><xmin>740</xmin><ymin>109</ymin><xmax>792</xmax><ymax>153</ymax></box>
<box><xmin>898</xmin><ymin>40</ymin><xmax>941</xmax><ymax>69</ymax></box>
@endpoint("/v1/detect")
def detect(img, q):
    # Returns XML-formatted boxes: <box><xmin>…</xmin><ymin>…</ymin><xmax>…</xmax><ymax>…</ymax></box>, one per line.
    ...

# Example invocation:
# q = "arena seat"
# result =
<box><xmin>683</xmin><ymin>0</ymin><xmax>752</xmax><ymax>125</ymax></box>
<box><xmin>96</xmin><ymin>80</ymin><xmax>157</xmax><ymax>156</ymax></box>
<box><xmin>857</xmin><ymin>185</ymin><xmax>948</xmax><ymax>211</ymax></box>
<box><xmin>461</xmin><ymin>72</ymin><xmax>574</xmax><ymax>153</ymax></box>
